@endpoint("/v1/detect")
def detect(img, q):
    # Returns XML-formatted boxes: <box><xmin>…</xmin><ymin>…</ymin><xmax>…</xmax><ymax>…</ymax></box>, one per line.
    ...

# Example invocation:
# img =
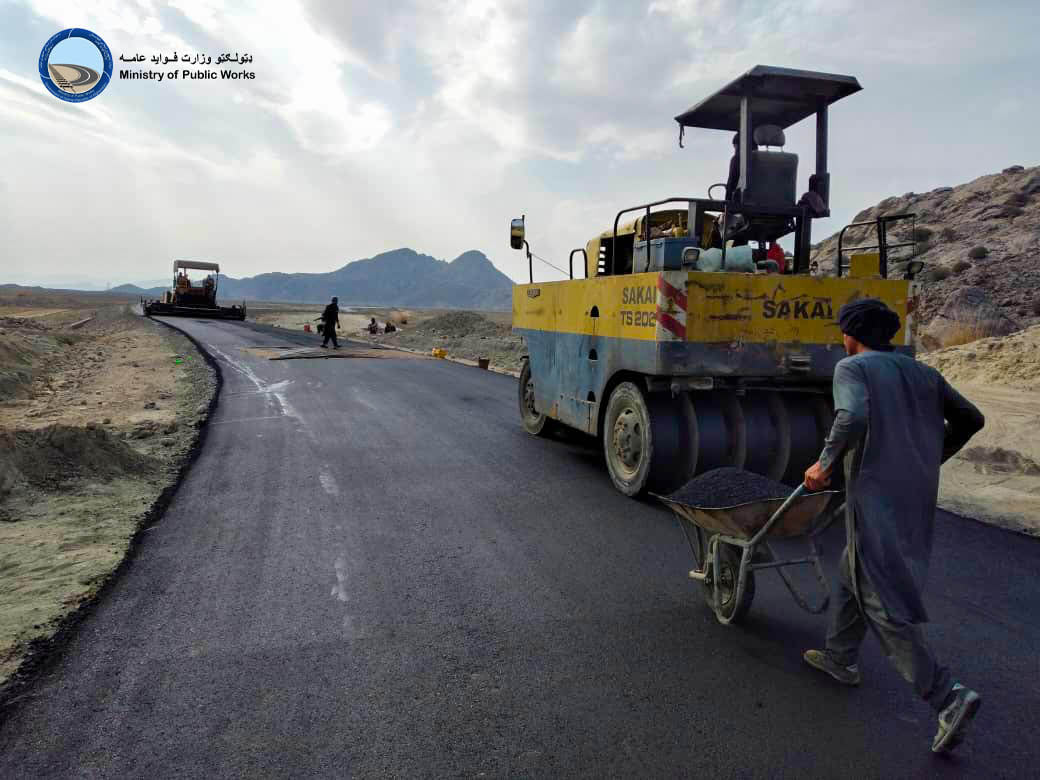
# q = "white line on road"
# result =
<box><xmin>319</xmin><ymin>468</ymin><xmax>340</xmax><ymax>496</ymax></box>
<box><xmin>331</xmin><ymin>555</ymin><xmax>349</xmax><ymax>602</ymax></box>
<box><xmin>210</xmin><ymin>415</ymin><xmax>289</xmax><ymax>426</ymax></box>
<box><xmin>209</xmin><ymin>344</ymin><xmax>300</xmax><ymax>421</ymax></box>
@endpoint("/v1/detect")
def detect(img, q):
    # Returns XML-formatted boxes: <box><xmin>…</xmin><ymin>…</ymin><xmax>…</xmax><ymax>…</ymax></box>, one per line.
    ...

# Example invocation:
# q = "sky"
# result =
<box><xmin>1</xmin><ymin>0</ymin><xmax>1037</xmax><ymax>289</ymax></box>
<box><xmin>47</xmin><ymin>36</ymin><xmax>104</xmax><ymax>74</ymax></box>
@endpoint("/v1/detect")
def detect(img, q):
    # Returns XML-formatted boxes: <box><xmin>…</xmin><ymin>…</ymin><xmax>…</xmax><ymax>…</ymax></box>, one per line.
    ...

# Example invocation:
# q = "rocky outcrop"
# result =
<box><xmin>920</xmin><ymin>286</ymin><xmax>1021</xmax><ymax>350</ymax></box>
<box><xmin>812</xmin><ymin>165</ymin><xmax>1040</xmax><ymax>344</ymax></box>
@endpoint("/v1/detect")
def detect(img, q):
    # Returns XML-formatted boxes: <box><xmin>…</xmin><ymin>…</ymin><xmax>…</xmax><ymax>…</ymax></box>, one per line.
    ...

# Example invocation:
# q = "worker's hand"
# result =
<box><xmin>804</xmin><ymin>461</ymin><xmax>832</xmax><ymax>492</ymax></box>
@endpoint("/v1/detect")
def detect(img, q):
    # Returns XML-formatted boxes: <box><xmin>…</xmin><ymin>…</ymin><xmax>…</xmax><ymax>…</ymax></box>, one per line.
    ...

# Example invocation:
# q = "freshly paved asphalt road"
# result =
<box><xmin>2</xmin><ymin>317</ymin><xmax>1038</xmax><ymax>777</ymax></box>
<box><xmin>47</xmin><ymin>64</ymin><xmax>100</xmax><ymax>94</ymax></box>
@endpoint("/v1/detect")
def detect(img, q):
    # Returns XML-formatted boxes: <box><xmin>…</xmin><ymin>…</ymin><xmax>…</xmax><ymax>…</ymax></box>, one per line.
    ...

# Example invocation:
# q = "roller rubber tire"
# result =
<box><xmin>603</xmin><ymin>382</ymin><xmax>694</xmax><ymax>496</ymax></box>
<box><xmin>518</xmin><ymin>360</ymin><xmax>555</xmax><ymax>437</ymax></box>
<box><xmin>603</xmin><ymin>382</ymin><xmax>654</xmax><ymax>495</ymax></box>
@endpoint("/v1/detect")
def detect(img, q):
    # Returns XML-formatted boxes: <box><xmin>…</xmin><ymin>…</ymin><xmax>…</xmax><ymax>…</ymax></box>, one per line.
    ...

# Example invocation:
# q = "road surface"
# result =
<box><xmin>1</xmin><ymin>317</ymin><xmax>1037</xmax><ymax>777</ymax></box>
<box><xmin>47</xmin><ymin>64</ymin><xmax>100</xmax><ymax>95</ymax></box>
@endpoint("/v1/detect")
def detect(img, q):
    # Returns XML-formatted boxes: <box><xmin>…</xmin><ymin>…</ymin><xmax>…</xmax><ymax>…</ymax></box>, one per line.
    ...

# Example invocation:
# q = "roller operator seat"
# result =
<box><xmin>742</xmin><ymin>124</ymin><xmax>798</xmax><ymax>209</ymax></box>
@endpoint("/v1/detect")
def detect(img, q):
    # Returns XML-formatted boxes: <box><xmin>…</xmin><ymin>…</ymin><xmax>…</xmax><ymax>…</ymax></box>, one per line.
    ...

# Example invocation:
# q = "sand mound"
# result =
<box><xmin>0</xmin><ymin>425</ymin><xmax>158</xmax><ymax>500</ymax></box>
<box><xmin>919</xmin><ymin>324</ymin><xmax>1040</xmax><ymax>390</ymax></box>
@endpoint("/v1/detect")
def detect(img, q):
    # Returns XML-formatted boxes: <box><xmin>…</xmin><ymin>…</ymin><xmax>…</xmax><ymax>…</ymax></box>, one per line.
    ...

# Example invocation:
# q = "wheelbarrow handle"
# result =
<box><xmin>750</xmin><ymin>483</ymin><xmax>832</xmax><ymax>616</ymax></box>
<box><xmin>747</xmin><ymin>483</ymin><xmax>807</xmax><ymax>548</ymax></box>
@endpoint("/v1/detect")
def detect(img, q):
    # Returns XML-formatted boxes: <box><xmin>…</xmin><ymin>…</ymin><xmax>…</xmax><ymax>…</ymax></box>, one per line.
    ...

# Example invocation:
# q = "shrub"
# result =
<box><xmin>951</xmin><ymin>260</ymin><xmax>971</xmax><ymax>273</ymax></box>
<box><xmin>968</xmin><ymin>246</ymin><xmax>989</xmax><ymax>259</ymax></box>
<box><xmin>939</xmin><ymin>318</ymin><xmax>1014</xmax><ymax>349</ymax></box>
<box><xmin>912</xmin><ymin>226</ymin><xmax>934</xmax><ymax>243</ymax></box>
<box><xmin>923</xmin><ymin>266</ymin><xmax>951</xmax><ymax>282</ymax></box>
<box><xmin>939</xmin><ymin>227</ymin><xmax>957</xmax><ymax>241</ymax></box>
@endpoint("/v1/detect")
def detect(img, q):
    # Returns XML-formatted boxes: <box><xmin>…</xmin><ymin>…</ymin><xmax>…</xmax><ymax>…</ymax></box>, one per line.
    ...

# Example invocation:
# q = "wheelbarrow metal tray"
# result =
<box><xmin>657</xmin><ymin>491</ymin><xmax>837</xmax><ymax>540</ymax></box>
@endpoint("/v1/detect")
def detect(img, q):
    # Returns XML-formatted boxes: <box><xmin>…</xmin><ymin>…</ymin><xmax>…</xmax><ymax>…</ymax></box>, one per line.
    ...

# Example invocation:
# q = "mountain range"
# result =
<box><xmin>112</xmin><ymin>248</ymin><xmax>514</xmax><ymax>310</ymax></box>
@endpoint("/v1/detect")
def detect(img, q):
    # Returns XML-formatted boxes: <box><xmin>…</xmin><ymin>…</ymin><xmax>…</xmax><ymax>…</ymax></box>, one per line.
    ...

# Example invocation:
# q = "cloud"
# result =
<box><xmin>2</xmin><ymin>0</ymin><xmax>1038</xmax><ymax>287</ymax></box>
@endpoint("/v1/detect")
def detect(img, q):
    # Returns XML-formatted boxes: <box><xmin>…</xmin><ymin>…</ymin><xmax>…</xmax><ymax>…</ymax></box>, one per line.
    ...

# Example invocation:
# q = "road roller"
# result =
<box><xmin>510</xmin><ymin>66</ymin><xmax>923</xmax><ymax>496</ymax></box>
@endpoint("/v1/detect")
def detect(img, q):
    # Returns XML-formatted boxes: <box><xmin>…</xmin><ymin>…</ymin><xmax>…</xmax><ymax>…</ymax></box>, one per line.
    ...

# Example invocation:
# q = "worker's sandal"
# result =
<box><xmin>932</xmin><ymin>684</ymin><xmax>981</xmax><ymax>754</ymax></box>
<box><xmin>803</xmin><ymin>649</ymin><xmax>861</xmax><ymax>686</ymax></box>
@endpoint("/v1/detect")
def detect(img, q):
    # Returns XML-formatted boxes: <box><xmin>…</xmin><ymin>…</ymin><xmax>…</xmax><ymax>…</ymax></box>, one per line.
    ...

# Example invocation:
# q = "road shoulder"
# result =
<box><xmin>0</xmin><ymin>308</ymin><xmax>219</xmax><ymax>697</ymax></box>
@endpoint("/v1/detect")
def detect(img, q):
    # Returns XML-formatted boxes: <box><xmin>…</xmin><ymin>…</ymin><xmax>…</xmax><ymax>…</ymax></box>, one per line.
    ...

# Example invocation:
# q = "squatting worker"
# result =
<box><xmin>320</xmin><ymin>296</ymin><xmax>341</xmax><ymax>349</ymax></box>
<box><xmin>802</xmin><ymin>298</ymin><xmax>985</xmax><ymax>754</ymax></box>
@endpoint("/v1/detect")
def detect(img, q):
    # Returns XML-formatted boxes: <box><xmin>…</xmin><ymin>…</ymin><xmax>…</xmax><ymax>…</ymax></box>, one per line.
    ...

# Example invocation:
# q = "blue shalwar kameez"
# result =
<box><xmin>817</xmin><ymin>349</ymin><xmax>984</xmax><ymax>711</ymax></box>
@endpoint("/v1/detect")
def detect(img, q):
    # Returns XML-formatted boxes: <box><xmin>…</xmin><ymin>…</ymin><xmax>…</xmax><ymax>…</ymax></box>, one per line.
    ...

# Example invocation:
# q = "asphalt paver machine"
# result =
<box><xmin>144</xmin><ymin>260</ymin><xmax>246</xmax><ymax>320</ymax></box>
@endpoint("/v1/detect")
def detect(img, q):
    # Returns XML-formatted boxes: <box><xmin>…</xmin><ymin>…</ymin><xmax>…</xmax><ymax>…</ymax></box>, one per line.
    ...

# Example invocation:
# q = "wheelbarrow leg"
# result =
<box><xmin>763</xmin><ymin>533</ymin><xmax>832</xmax><ymax>615</ymax></box>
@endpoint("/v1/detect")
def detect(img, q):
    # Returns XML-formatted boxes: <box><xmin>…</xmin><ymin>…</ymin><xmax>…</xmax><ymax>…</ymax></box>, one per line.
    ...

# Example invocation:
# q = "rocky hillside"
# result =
<box><xmin>812</xmin><ymin>165</ymin><xmax>1040</xmax><ymax>348</ymax></box>
<box><xmin>114</xmin><ymin>249</ymin><xmax>513</xmax><ymax>310</ymax></box>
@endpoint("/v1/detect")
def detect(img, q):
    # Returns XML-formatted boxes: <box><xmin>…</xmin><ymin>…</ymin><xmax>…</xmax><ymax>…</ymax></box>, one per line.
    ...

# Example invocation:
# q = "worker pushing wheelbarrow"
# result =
<box><xmin>655</xmin><ymin>468</ymin><xmax>840</xmax><ymax>625</ymax></box>
<box><xmin>654</xmin><ymin>296</ymin><xmax>989</xmax><ymax>755</ymax></box>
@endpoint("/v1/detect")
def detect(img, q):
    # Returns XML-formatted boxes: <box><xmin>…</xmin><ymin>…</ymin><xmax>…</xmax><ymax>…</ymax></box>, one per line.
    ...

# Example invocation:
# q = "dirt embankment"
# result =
<box><xmin>920</xmin><ymin>325</ymin><xmax>1040</xmax><ymax>535</ymax></box>
<box><xmin>0</xmin><ymin>300</ymin><xmax>215</xmax><ymax>685</ymax></box>
<box><xmin>367</xmin><ymin>310</ymin><xmax>525</xmax><ymax>373</ymax></box>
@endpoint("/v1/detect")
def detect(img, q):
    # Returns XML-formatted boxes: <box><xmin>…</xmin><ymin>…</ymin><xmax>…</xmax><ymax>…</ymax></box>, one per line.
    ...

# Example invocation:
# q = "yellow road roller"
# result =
<box><xmin>511</xmin><ymin>66</ymin><xmax>922</xmax><ymax>496</ymax></box>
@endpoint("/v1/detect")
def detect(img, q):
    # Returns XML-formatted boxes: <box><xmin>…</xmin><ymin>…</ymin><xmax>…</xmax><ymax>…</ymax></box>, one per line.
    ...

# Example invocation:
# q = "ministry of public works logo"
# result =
<box><xmin>39</xmin><ymin>28</ymin><xmax>113</xmax><ymax>102</ymax></box>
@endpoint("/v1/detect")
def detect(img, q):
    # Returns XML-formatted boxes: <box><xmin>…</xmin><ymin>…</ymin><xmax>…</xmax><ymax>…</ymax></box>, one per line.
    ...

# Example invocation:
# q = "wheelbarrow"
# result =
<box><xmin>655</xmin><ymin>484</ymin><xmax>843</xmax><ymax>625</ymax></box>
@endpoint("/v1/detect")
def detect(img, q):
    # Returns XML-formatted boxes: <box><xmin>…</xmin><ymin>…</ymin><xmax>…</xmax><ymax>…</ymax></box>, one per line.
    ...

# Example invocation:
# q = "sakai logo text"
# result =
<box><xmin>621</xmin><ymin>285</ymin><xmax>655</xmax><ymax>305</ymax></box>
<box><xmin>762</xmin><ymin>299</ymin><xmax>834</xmax><ymax>320</ymax></box>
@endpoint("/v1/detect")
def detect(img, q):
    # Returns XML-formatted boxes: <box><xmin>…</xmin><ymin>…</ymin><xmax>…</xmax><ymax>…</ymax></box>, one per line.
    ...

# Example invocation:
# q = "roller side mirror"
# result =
<box><xmin>510</xmin><ymin>217</ymin><xmax>525</xmax><ymax>250</ymax></box>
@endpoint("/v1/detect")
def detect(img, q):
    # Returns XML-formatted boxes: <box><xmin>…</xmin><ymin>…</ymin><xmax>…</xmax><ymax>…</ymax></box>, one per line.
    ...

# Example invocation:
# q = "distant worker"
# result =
<box><xmin>318</xmin><ymin>296</ymin><xmax>341</xmax><ymax>349</ymax></box>
<box><xmin>384</xmin><ymin>320</ymin><xmax>397</xmax><ymax>333</ymax></box>
<box><xmin>368</xmin><ymin>317</ymin><xmax>379</xmax><ymax>335</ymax></box>
<box><xmin>802</xmin><ymin>299</ymin><xmax>985</xmax><ymax>754</ymax></box>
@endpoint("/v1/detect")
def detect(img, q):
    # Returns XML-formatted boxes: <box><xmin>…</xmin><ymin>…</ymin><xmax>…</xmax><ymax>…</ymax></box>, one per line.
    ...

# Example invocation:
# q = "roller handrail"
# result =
<box><xmin>568</xmin><ymin>248</ymin><xmax>587</xmax><ymax>279</ymax></box>
<box><xmin>836</xmin><ymin>212</ymin><xmax>916</xmax><ymax>278</ymax></box>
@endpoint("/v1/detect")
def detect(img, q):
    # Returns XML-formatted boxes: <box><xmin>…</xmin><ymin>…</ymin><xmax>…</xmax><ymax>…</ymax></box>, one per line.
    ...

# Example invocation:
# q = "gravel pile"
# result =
<box><xmin>666</xmin><ymin>467</ymin><xmax>794</xmax><ymax>508</ymax></box>
<box><xmin>377</xmin><ymin>309</ymin><xmax>527</xmax><ymax>373</ymax></box>
<box><xmin>414</xmin><ymin>310</ymin><xmax>504</xmax><ymax>338</ymax></box>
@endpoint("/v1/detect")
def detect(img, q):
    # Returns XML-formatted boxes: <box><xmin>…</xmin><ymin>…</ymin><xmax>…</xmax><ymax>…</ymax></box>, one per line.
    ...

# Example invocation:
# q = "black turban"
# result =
<box><xmin>838</xmin><ymin>298</ymin><xmax>901</xmax><ymax>350</ymax></box>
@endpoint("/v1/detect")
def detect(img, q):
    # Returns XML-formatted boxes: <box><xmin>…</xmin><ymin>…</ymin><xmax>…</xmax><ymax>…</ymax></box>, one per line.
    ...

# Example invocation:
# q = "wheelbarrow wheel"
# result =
<box><xmin>705</xmin><ymin>542</ymin><xmax>755</xmax><ymax>624</ymax></box>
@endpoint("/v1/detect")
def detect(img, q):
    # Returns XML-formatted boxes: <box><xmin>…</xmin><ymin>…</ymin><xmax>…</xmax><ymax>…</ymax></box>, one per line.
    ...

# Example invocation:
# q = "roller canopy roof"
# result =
<box><xmin>174</xmin><ymin>260</ymin><xmax>220</xmax><ymax>272</ymax></box>
<box><xmin>675</xmin><ymin>65</ymin><xmax>861</xmax><ymax>131</ymax></box>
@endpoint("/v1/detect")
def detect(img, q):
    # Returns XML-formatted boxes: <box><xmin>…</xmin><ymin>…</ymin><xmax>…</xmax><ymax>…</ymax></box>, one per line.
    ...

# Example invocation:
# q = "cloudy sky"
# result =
<box><xmin>1</xmin><ymin>0</ymin><xmax>1037</xmax><ymax>288</ymax></box>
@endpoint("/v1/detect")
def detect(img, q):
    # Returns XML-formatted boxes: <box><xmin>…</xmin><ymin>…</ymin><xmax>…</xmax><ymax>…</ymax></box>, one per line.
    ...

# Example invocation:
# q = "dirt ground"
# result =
<box><xmin>249</xmin><ymin>305</ymin><xmax>525</xmax><ymax>373</ymax></box>
<box><xmin>249</xmin><ymin>302</ymin><xmax>377</xmax><ymax>335</ymax></box>
<box><xmin>0</xmin><ymin>293</ymin><xmax>215</xmax><ymax>684</ymax></box>
<box><xmin>921</xmin><ymin>325</ymin><xmax>1040</xmax><ymax>535</ymax></box>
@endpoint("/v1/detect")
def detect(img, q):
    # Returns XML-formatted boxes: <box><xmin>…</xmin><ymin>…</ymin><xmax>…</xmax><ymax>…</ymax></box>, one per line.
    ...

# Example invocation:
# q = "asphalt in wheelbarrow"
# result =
<box><xmin>665</xmin><ymin>467</ymin><xmax>793</xmax><ymax>509</ymax></box>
